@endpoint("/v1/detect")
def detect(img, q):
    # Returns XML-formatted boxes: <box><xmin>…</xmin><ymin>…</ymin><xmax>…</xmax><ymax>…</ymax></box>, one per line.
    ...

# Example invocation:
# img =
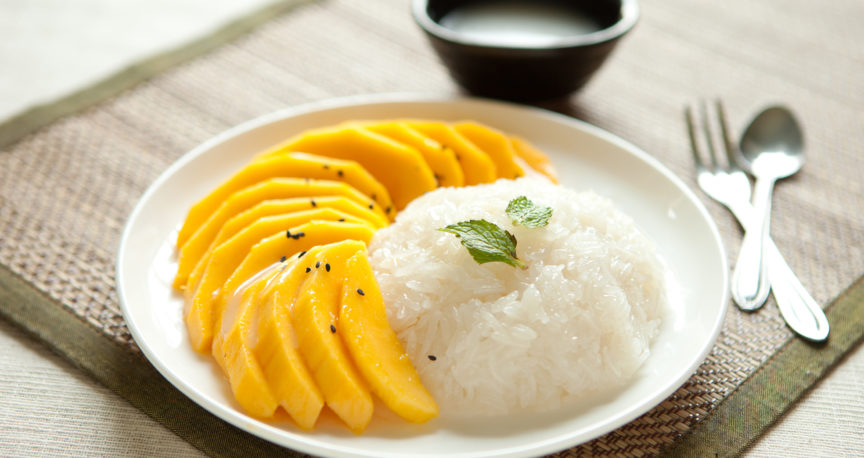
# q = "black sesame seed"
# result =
<box><xmin>305</xmin><ymin>267</ymin><xmax>311</xmax><ymax>273</ymax></box>
<box><xmin>368</xmin><ymin>203</ymin><xmax>374</xmax><ymax>210</ymax></box>
<box><xmin>315</xmin><ymin>261</ymin><xmax>321</xmax><ymax>269</ymax></box>
<box><xmin>325</xmin><ymin>263</ymin><xmax>331</xmax><ymax>272</ymax></box>
<box><xmin>356</xmin><ymin>288</ymin><xmax>365</xmax><ymax>296</ymax></box>
<box><xmin>427</xmin><ymin>355</ymin><xmax>437</xmax><ymax>361</ymax></box>
<box><xmin>310</xmin><ymin>199</ymin><xmax>317</xmax><ymax>207</ymax></box>
<box><xmin>280</xmin><ymin>255</ymin><xmax>287</xmax><ymax>263</ymax></box>
<box><xmin>291</xmin><ymin>232</ymin><xmax>305</xmax><ymax>240</ymax></box>
<box><xmin>330</xmin><ymin>324</ymin><xmax>336</xmax><ymax>333</ymax></box>
<box><xmin>323</xmin><ymin>164</ymin><xmax>330</xmax><ymax>169</ymax></box>
<box><xmin>337</xmin><ymin>170</ymin><xmax>344</xmax><ymax>177</ymax></box>
<box><xmin>385</xmin><ymin>206</ymin><xmax>393</xmax><ymax>214</ymax></box>
<box><xmin>297</xmin><ymin>250</ymin><xmax>307</xmax><ymax>258</ymax></box>
<box><xmin>338</xmin><ymin>218</ymin><xmax>345</xmax><ymax>222</ymax></box>
<box><xmin>285</xmin><ymin>230</ymin><xmax>292</xmax><ymax>239</ymax></box>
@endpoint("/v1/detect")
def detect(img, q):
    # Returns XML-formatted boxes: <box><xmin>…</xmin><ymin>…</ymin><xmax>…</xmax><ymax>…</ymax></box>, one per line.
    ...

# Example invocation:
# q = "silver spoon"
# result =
<box><xmin>732</xmin><ymin>106</ymin><xmax>804</xmax><ymax>310</ymax></box>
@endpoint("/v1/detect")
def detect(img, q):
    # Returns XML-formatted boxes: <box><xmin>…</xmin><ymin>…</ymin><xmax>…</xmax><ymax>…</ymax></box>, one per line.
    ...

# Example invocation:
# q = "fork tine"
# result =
<box><xmin>699</xmin><ymin>101</ymin><xmax>720</xmax><ymax>169</ymax></box>
<box><xmin>684</xmin><ymin>106</ymin><xmax>706</xmax><ymax>170</ymax></box>
<box><xmin>714</xmin><ymin>100</ymin><xmax>739</xmax><ymax>169</ymax></box>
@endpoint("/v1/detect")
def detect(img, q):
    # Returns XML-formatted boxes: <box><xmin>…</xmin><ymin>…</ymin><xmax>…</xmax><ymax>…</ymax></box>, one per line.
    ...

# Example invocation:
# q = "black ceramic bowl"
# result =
<box><xmin>412</xmin><ymin>0</ymin><xmax>638</xmax><ymax>101</ymax></box>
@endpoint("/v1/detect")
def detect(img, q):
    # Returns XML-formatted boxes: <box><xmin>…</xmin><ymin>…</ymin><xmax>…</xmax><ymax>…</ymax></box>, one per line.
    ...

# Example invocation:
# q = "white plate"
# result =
<box><xmin>117</xmin><ymin>95</ymin><xmax>728</xmax><ymax>457</ymax></box>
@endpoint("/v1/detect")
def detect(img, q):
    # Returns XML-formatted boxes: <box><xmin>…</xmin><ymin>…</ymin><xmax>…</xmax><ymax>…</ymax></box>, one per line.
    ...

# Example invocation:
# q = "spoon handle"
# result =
<box><xmin>731</xmin><ymin>177</ymin><xmax>773</xmax><ymax>310</ymax></box>
<box><xmin>727</xmin><ymin>202</ymin><xmax>829</xmax><ymax>341</ymax></box>
<box><xmin>766</xmin><ymin>242</ymin><xmax>830</xmax><ymax>341</ymax></box>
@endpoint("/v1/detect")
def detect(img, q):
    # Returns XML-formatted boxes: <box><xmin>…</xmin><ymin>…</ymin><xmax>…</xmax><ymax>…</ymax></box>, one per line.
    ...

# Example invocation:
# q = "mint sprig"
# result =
<box><xmin>440</xmin><ymin>197</ymin><xmax>553</xmax><ymax>269</ymax></box>
<box><xmin>438</xmin><ymin>220</ymin><xmax>525</xmax><ymax>269</ymax></box>
<box><xmin>506</xmin><ymin>196</ymin><xmax>552</xmax><ymax>228</ymax></box>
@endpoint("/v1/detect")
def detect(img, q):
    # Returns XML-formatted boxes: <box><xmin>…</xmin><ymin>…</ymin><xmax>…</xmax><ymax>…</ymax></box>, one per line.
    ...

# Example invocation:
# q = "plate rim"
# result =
<box><xmin>116</xmin><ymin>93</ymin><xmax>729</xmax><ymax>457</ymax></box>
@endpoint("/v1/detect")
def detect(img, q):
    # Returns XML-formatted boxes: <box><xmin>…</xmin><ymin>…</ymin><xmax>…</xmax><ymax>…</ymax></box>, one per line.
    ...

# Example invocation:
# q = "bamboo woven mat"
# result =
<box><xmin>1</xmin><ymin>0</ymin><xmax>863</xmax><ymax>456</ymax></box>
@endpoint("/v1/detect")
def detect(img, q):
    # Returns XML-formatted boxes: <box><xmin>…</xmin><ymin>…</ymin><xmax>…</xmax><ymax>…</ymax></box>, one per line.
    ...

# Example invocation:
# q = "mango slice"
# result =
<box><xmin>454</xmin><ymin>122</ymin><xmax>525</xmax><ymax>180</ymax></box>
<box><xmin>250</xmin><ymin>254</ymin><xmax>325</xmax><ymax>430</ymax></box>
<box><xmin>186</xmin><ymin>220</ymin><xmax>375</xmax><ymax>353</ymax></box>
<box><xmin>174</xmin><ymin>177</ymin><xmax>385</xmax><ymax>290</ymax></box>
<box><xmin>181</xmin><ymin>207</ymin><xmax>368</xmax><ymax>294</ymax></box>
<box><xmin>292</xmin><ymin>242</ymin><xmax>374</xmax><ymax>433</ymax></box>
<box><xmin>406</xmin><ymin>121</ymin><xmax>497</xmax><ymax>185</ymax></box>
<box><xmin>365</xmin><ymin>121</ymin><xmax>464</xmax><ymax>188</ymax></box>
<box><xmin>510</xmin><ymin>136</ymin><xmax>559</xmax><ymax>183</ymax></box>
<box><xmin>339</xmin><ymin>250</ymin><xmax>439</xmax><ymax>423</ymax></box>
<box><xmin>212</xmin><ymin>267</ymin><xmax>280</xmax><ymax>418</ymax></box>
<box><xmin>176</xmin><ymin>152</ymin><xmax>391</xmax><ymax>247</ymax></box>
<box><xmin>260</xmin><ymin>125</ymin><xmax>436</xmax><ymax>211</ymax></box>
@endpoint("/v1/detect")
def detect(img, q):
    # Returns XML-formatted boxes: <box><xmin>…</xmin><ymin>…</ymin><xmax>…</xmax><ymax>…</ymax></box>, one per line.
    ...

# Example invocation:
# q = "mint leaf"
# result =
<box><xmin>506</xmin><ymin>196</ymin><xmax>552</xmax><ymax>228</ymax></box>
<box><xmin>439</xmin><ymin>220</ymin><xmax>526</xmax><ymax>269</ymax></box>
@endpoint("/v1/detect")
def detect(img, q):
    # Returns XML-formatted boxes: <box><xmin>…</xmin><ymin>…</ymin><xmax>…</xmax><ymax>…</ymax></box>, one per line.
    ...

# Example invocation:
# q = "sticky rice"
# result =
<box><xmin>368</xmin><ymin>177</ymin><xmax>667</xmax><ymax>415</ymax></box>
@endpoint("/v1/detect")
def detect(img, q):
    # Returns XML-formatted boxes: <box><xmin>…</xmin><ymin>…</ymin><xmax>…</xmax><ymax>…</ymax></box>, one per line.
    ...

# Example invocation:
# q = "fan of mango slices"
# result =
<box><xmin>174</xmin><ymin>120</ymin><xmax>557</xmax><ymax>433</ymax></box>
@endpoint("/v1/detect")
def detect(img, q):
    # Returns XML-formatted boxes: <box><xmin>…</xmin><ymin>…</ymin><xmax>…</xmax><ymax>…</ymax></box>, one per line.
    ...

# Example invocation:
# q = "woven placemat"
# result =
<box><xmin>1</xmin><ymin>0</ymin><xmax>863</xmax><ymax>456</ymax></box>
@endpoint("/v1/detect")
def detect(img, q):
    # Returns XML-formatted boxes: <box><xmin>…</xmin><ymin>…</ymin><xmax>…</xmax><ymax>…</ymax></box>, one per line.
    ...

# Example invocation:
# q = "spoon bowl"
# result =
<box><xmin>740</xmin><ymin>106</ymin><xmax>805</xmax><ymax>178</ymax></box>
<box><xmin>731</xmin><ymin>106</ymin><xmax>804</xmax><ymax>310</ymax></box>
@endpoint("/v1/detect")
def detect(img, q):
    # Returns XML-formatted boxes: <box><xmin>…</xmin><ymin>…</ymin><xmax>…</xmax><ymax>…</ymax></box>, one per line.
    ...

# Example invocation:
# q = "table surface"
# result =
<box><xmin>1</xmin><ymin>0</ymin><xmax>862</xmax><ymax>456</ymax></box>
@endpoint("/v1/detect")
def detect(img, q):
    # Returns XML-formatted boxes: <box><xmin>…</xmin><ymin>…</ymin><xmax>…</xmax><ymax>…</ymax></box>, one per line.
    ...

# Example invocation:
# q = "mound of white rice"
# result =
<box><xmin>368</xmin><ymin>177</ymin><xmax>667</xmax><ymax>415</ymax></box>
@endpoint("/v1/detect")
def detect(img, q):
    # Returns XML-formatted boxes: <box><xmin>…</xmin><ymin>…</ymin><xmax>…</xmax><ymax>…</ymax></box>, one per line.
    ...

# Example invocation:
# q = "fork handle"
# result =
<box><xmin>732</xmin><ymin>176</ymin><xmax>774</xmax><ymax>310</ymax></box>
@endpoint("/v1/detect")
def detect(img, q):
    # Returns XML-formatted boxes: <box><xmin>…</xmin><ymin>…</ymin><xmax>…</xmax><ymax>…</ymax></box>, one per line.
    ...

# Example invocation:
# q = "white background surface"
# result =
<box><xmin>0</xmin><ymin>0</ymin><xmax>274</xmax><ymax>124</ymax></box>
<box><xmin>0</xmin><ymin>1</ymin><xmax>861</xmax><ymax>456</ymax></box>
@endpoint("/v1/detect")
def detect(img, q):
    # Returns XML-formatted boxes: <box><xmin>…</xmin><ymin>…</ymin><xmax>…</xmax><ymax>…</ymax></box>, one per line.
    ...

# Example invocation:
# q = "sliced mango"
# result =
<box><xmin>292</xmin><ymin>241</ymin><xmax>374</xmax><ymax>433</ymax></box>
<box><xmin>212</xmin><ymin>267</ymin><xmax>280</xmax><ymax>418</ymax></box>
<box><xmin>340</xmin><ymin>250</ymin><xmax>439</xmax><ymax>423</ymax></box>
<box><xmin>176</xmin><ymin>152</ymin><xmax>391</xmax><ymax>247</ymax></box>
<box><xmin>174</xmin><ymin>177</ymin><xmax>385</xmax><ymax>291</ymax></box>
<box><xmin>260</xmin><ymin>125</ymin><xmax>436</xmax><ymax>211</ymax></box>
<box><xmin>406</xmin><ymin>121</ymin><xmax>497</xmax><ymax>185</ymax></box>
<box><xmin>218</xmin><ymin>196</ymin><xmax>388</xmax><ymax>239</ymax></box>
<box><xmin>454</xmin><ymin>121</ymin><xmax>525</xmax><ymax>180</ymax></box>
<box><xmin>220</xmin><ymin>221</ymin><xmax>375</xmax><ymax>310</ymax></box>
<box><xmin>510</xmin><ymin>136</ymin><xmax>559</xmax><ymax>183</ymax></box>
<box><xmin>251</xmin><ymin>254</ymin><xmax>325</xmax><ymax>430</ymax></box>
<box><xmin>365</xmin><ymin>121</ymin><xmax>464</xmax><ymax>188</ymax></box>
<box><xmin>181</xmin><ymin>207</ymin><xmax>368</xmax><ymax>294</ymax></box>
<box><xmin>183</xmin><ymin>197</ymin><xmax>388</xmax><ymax>294</ymax></box>
<box><xmin>185</xmin><ymin>220</ymin><xmax>375</xmax><ymax>353</ymax></box>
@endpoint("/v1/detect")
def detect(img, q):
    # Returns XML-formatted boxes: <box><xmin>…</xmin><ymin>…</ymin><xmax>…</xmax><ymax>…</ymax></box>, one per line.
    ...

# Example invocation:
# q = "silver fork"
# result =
<box><xmin>686</xmin><ymin>101</ymin><xmax>829</xmax><ymax>341</ymax></box>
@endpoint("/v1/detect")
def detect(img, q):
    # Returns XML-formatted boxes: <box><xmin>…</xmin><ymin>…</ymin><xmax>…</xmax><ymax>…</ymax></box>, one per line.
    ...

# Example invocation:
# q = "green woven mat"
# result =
<box><xmin>1</xmin><ymin>0</ymin><xmax>863</xmax><ymax>456</ymax></box>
